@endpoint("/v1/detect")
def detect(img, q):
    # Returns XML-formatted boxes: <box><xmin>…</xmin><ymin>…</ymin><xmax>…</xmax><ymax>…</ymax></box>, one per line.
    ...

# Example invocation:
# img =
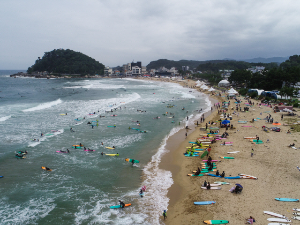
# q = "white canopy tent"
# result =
<box><xmin>218</xmin><ymin>80</ymin><xmax>230</xmax><ymax>87</ymax></box>
<box><xmin>202</xmin><ymin>86</ymin><xmax>209</xmax><ymax>90</ymax></box>
<box><xmin>228</xmin><ymin>88</ymin><xmax>238</xmax><ymax>96</ymax></box>
<box><xmin>208</xmin><ymin>87</ymin><xmax>215</xmax><ymax>91</ymax></box>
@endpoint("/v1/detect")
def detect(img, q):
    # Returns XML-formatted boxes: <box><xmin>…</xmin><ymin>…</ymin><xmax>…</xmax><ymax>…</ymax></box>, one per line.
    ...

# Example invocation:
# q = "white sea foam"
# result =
<box><xmin>140</xmin><ymin>127</ymin><xmax>182</xmax><ymax>224</ymax></box>
<box><xmin>0</xmin><ymin>197</ymin><xmax>56</xmax><ymax>224</ymax></box>
<box><xmin>0</xmin><ymin>115</ymin><xmax>11</xmax><ymax>122</ymax></box>
<box><xmin>22</xmin><ymin>99</ymin><xmax>62</xmax><ymax>112</ymax></box>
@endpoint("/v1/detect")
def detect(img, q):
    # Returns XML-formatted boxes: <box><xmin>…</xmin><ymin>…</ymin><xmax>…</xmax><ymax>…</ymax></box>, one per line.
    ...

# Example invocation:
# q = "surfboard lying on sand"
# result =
<box><xmin>203</xmin><ymin>220</ymin><xmax>229</xmax><ymax>224</ymax></box>
<box><xmin>244</xmin><ymin>137</ymin><xmax>256</xmax><ymax>139</ymax></box>
<box><xmin>214</xmin><ymin>182</ymin><xmax>230</xmax><ymax>185</ymax></box>
<box><xmin>292</xmin><ymin>216</ymin><xmax>300</xmax><ymax>220</ymax></box>
<box><xmin>187</xmin><ymin>174</ymin><xmax>204</xmax><ymax>177</ymax></box>
<box><xmin>227</xmin><ymin>151</ymin><xmax>239</xmax><ymax>154</ymax></box>
<box><xmin>263</xmin><ymin>211</ymin><xmax>286</xmax><ymax>218</ymax></box>
<box><xmin>201</xmin><ymin>184</ymin><xmax>221</xmax><ymax>187</ymax></box>
<box><xmin>220</xmin><ymin>157</ymin><xmax>234</xmax><ymax>159</ymax></box>
<box><xmin>194</xmin><ymin>201</ymin><xmax>215</xmax><ymax>205</ymax></box>
<box><xmin>293</xmin><ymin>208</ymin><xmax>300</xmax><ymax>212</ymax></box>
<box><xmin>267</xmin><ymin>223</ymin><xmax>291</xmax><ymax>225</ymax></box>
<box><xmin>201</xmin><ymin>187</ymin><xmax>221</xmax><ymax>190</ymax></box>
<box><xmin>267</xmin><ymin>218</ymin><xmax>292</xmax><ymax>222</ymax></box>
<box><xmin>275</xmin><ymin>198</ymin><xmax>299</xmax><ymax>202</ymax></box>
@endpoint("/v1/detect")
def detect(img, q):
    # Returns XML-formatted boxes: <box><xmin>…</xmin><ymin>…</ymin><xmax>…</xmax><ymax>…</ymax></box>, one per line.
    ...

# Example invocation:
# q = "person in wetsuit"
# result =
<box><xmin>119</xmin><ymin>200</ymin><xmax>125</xmax><ymax>208</ymax></box>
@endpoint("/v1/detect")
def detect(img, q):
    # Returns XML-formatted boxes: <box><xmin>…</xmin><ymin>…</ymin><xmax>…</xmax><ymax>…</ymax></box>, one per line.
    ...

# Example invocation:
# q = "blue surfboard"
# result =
<box><xmin>275</xmin><ymin>198</ymin><xmax>299</xmax><ymax>202</ymax></box>
<box><xmin>194</xmin><ymin>201</ymin><xmax>216</xmax><ymax>205</ymax></box>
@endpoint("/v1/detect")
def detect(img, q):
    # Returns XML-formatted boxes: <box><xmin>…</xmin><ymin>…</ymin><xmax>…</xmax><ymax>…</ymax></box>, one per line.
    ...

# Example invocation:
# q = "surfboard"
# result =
<box><xmin>84</xmin><ymin>149</ymin><xmax>95</xmax><ymax>151</ymax></box>
<box><xmin>293</xmin><ymin>212</ymin><xmax>300</xmax><ymax>216</ymax></box>
<box><xmin>194</xmin><ymin>201</ymin><xmax>216</xmax><ymax>205</ymax></box>
<box><xmin>224</xmin><ymin>176</ymin><xmax>241</xmax><ymax>179</ymax></box>
<box><xmin>220</xmin><ymin>157</ymin><xmax>234</xmax><ymax>159</ymax></box>
<box><xmin>201</xmin><ymin>151</ymin><xmax>208</xmax><ymax>158</ymax></box>
<box><xmin>107</xmin><ymin>126</ymin><xmax>116</xmax><ymax>127</ymax></box>
<box><xmin>125</xmin><ymin>158</ymin><xmax>140</xmax><ymax>163</ymax></box>
<box><xmin>214</xmin><ymin>182</ymin><xmax>230</xmax><ymax>185</ymax></box>
<box><xmin>105</xmin><ymin>147</ymin><xmax>115</xmax><ymax>149</ymax></box>
<box><xmin>203</xmin><ymin>220</ymin><xmax>229</xmax><ymax>224</ymax></box>
<box><xmin>72</xmin><ymin>146</ymin><xmax>82</xmax><ymax>149</ymax></box>
<box><xmin>105</xmin><ymin>154</ymin><xmax>119</xmax><ymax>156</ymax></box>
<box><xmin>292</xmin><ymin>216</ymin><xmax>300</xmax><ymax>220</ymax></box>
<box><xmin>244</xmin><ymin>137</ymin><xmax>256</xmax><ymax>139</ymax></box>
<box><xmin>293</xmin><ymin>208</ymin><xmax>300</xmax><ymax>212</ymax></box>
<box><xmin>60</xmin><ymin>114</ymin><xmax>67</xmax><ymax>115</ymax></box>
<box><xmin>201</xmin><ymin>184</ymin><xmax>221</xmax><ymax>187</ymax></box>
<box><xmin>264</xmin><ymin>211</ymin><xmax>286</xmax><ymax>218</ymax></box>
<box><xmin>41</xmin><ymin>166</ymin><xmax>52</xmax><ymax>171</ymax></box>
<box><xmin>109</xmin><ymin>203</ymin><xmax>131</xmax><ymax>209</ymax></box>
<box><xmin>238</xmin><ymin>174</ymin><xmax>258</xmax><ymax>179</ymax></box>
<box><xmin>227</xmin><ymin>151</ymin><xmax>239</xmax><ymax>154</ymax></box>
<box><xmin>187</xmin><ymin>174</ymin><xmax>204</xmax><ymax>177</ymax></box>
<box><xmin>56</xmin><ymin>151</ymin><xmax>69</xmax><ymax>153</ymax></box>
<box><xmin>201</xmin><ymin>187</ymin><xmax>221</xmax><ymax>190</ymax></box>
<box><xmin>275</xmin><ymin>198</ymin><xmax>299</xmax><ymax>202</ymax></box>
<box><xmin>267</xmin><ymin>218</ymin><xmax>291</xmax><ymax>222</ymax></box>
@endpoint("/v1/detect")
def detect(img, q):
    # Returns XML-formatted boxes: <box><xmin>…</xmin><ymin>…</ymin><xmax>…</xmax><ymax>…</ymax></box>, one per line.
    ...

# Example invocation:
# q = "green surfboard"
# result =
<box><xmin>201</xmin><ymin>151</ymin><xmax>208</xmax><ymax>158</ymax></box>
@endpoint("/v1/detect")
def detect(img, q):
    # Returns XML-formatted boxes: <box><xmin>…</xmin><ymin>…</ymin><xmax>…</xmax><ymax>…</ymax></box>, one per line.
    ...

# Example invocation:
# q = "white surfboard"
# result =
<box><xmin>267</xmin><ymin>218</ymin><xmax>291</xmax><ymax>222</ymax></box>
<box><xmin>227</xmin><ymin>151</ymin><xmax>240</xmax><ymax>154</ymax></box>
<box><xmin>292</xmin><ymin>216</ymin><xmax>300</xmax><ymax>221</ymax></box>
<box><xmin>293</xmin><ymin>212</ymin><xmax>300</xmax><ymax>216</ymax></box>
<box><xmin>201</xmin><ymin>187</ymin><xmax>221</xmax><ymax>190</ymax></box>
<box><xmin>293</xmin><ymin>208</ymin><xmax>300</xmax><ymax>212</ymax></box>
<box><xmin>263</xmin><ymin>211</ymin><xmax>286</xmax><ymax>218</ymax></box>
<box><xmin>268</xmin><ymin>223</ymin><xmax>290</xmax><ymax>225</ymax></box>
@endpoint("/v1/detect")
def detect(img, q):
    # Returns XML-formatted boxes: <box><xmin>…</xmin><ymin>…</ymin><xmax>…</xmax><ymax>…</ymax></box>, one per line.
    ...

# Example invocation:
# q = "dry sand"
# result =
<box><xmin>136</xmin><ymin>77</ymin><xmax>300</xmax><ymax>224</ymax></box>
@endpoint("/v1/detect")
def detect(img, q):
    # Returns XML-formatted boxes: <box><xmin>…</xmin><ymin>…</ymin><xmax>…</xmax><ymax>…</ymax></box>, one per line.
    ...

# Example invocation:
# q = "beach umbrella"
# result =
<box><xmin>221</xmin><ymin>120</ymin><xmax>230</xmax><ymax>124</ymax></box>
<box><xmin>235</xmin><ymin>183</ymin><xmax>243</xmax><ymax>188</ymax></box>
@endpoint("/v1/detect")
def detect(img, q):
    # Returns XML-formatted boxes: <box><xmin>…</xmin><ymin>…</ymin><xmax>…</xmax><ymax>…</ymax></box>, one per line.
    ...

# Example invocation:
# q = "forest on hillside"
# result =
<box><xmin>27</xmin><ymin>49</ymin><xmax>105</xmax><ymax>75</ymax></box>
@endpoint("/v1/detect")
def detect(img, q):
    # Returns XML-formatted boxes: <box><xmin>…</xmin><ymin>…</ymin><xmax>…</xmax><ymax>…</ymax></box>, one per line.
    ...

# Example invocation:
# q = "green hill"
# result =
<box><xmin>27</xmin><ymin>49</ymin><xmax>105</xmax><ymax>75</ymax></box>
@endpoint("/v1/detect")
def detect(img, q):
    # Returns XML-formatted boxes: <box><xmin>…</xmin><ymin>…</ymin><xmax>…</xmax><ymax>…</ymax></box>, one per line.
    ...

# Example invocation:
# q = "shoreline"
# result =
<box><xmin>155</xmin><ymin>80</ymin><xmax>300</xmax><ymax>224</ymax></box>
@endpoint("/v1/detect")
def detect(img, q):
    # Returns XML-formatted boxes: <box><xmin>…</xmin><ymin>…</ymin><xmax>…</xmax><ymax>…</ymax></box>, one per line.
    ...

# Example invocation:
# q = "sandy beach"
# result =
<box><xmin>140</xmin><ymin>78</ymin><xmax>300</xmax><ymax>224</ymax></box>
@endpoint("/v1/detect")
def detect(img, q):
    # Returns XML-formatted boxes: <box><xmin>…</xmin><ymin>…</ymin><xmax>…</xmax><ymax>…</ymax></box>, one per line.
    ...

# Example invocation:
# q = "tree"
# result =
<box><xmin>228</xmin><ymin>69</ymin><xmax>251</xmax><ymax>86</ymax></box>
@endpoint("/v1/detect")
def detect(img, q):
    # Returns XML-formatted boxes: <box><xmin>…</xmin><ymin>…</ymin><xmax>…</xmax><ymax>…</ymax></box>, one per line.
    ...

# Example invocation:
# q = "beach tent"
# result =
<box><xmin>228</xmin><ymin>88</ymin><xmax>238</xmax><ymax>94</ymax></box>
<box><xmin>218</xmin><ymin>80</ymin><xmax>230</xmax><ymax>87</ymax></box>
<box><xmin>202</xmin><ymin>85</ymin><xmax>209</xmax><ymax>90</ymax></box>
<box><xmin>221</xmin><ymin>120</ymin><xmax>230</xmax><ymax>124</ymax></box>
<box><xmin>208</xmin><ymin>87</ymin><xmax>215</xmax><ymax>91</ymax></box>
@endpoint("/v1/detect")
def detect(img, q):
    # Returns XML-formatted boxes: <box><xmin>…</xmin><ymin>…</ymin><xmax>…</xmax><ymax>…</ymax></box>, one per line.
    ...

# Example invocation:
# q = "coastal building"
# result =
<box><xmin>247</xmin><ymin>66</ymin><xmax>265</xmax><ymax>74</ymax></box>
<box><xmin>123</xmin><ymin>61</ymin><xmax>142</xmax><ymax>76</ymax></box>
<box><xmin>104</xmin><ymin>67</ymin><xmax>112</xmax><ymax>76</ymax></box>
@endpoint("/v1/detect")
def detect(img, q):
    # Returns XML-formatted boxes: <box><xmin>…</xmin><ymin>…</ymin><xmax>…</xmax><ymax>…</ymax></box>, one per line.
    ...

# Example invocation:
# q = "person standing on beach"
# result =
<box><xmin>185</xmin><ymin>132</ymin><xmax>187</xmax><ymax>138</ymax></box>
<box><xmin>162</xmin><ymin>210</ymin><xmax>167</xmax><ymax>220</ymax></box>
<box><xmin>251</xmin><ymin>148</ymin><xmax>254</xmax><ymax>157</ymax></box>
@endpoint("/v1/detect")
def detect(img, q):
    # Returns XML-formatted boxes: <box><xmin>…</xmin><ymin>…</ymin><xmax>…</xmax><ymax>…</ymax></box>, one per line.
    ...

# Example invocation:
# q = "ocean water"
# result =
<box><xmin>0</xmin><ymin>71</ymin><xmax>211</xmax><ymax>224</ymax></box>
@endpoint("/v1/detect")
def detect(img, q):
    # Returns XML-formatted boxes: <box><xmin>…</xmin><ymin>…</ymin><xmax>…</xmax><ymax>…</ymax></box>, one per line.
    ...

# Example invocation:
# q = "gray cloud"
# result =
<box><xmin>1</xmin><ymin>0</ymin><xmax>300</xmax><ymax>69</ymax></box>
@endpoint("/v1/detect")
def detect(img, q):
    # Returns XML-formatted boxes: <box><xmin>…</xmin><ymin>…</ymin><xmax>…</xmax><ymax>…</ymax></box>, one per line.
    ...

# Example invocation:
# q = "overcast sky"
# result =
<box><xmin>1</xmin><ymin>0</ymin><xmax>300</xmax><ymax>69</ymax></box>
